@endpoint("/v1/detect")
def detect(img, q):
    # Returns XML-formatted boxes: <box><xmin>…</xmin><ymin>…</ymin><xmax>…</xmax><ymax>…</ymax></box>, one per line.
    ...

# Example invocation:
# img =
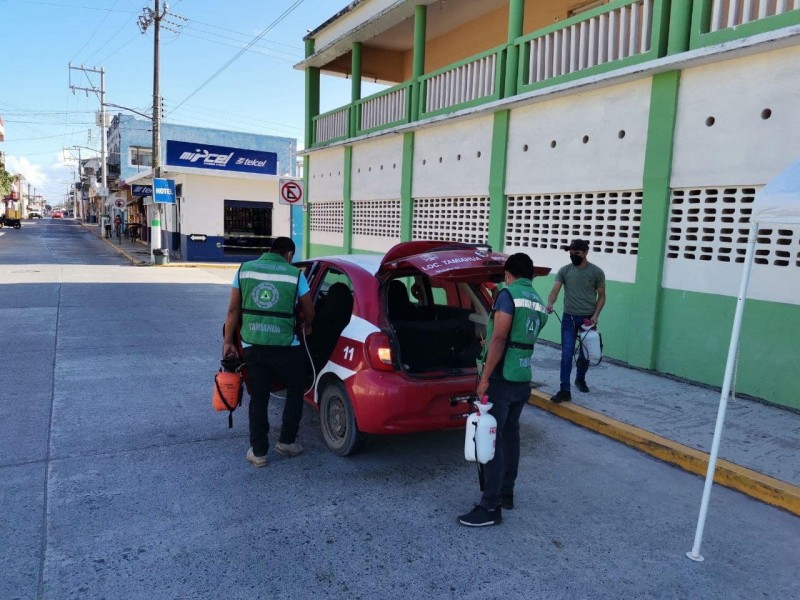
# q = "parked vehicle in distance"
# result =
<box><xmin>28</xmin><ymin>211</ymin><xmax>42</xmax><ymax>218</ymax></box>
<box><xmin>51</xmin><ymin>211</ymin><xmax>63</xmax><ymax>219</ymax></box>
<box><xmin>295</xmin><ymin>240</ymin><xmax>551</xmax><ymax>456</ymax></box>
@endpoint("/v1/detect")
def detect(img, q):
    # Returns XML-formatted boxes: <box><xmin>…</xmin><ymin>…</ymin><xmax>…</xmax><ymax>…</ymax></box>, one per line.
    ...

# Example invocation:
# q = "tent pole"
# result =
<box><xmin>687</xmin><ymin>222</ymin><xmax>758</xmax><ymax>562</ymax></box>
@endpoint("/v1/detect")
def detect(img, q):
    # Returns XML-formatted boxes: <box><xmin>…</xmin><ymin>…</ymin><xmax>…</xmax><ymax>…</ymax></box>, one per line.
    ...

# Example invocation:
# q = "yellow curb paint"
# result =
<box><xmin>81</xmin><ymin>223</ymin><xmax>237</xmax><ymax>268</ymax></box>
<box><xmin>528</xmin><ymin>389</ymin><xmax>800</xmax><ymax>516</ymax></box>
<box><xmin>96</xmin><ymin>233</ymin><xmax>147</xmax><ymax>266</ymax></box>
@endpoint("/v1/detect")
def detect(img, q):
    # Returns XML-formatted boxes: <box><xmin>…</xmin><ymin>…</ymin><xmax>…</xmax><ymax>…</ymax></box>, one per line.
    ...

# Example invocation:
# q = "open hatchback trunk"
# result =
<box><xmin>377</xmin><ymin>242</ymin><xmax>549</xmax><ymax>375</ymax></box>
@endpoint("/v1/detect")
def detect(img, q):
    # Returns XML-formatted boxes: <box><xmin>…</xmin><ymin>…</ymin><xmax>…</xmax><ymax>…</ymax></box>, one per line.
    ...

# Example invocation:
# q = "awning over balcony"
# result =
<box><xmin>296</xmin><ymin>0</ymin><xmax>507</xmax><ymax>83</ymax></box>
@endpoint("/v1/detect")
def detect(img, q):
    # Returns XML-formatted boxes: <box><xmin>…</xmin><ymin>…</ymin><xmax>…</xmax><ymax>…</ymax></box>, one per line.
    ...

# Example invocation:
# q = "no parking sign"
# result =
<box><xmin>279</xmin><ymin>178</ymin><xmax>304</xmax><ymax>206</ymax></box>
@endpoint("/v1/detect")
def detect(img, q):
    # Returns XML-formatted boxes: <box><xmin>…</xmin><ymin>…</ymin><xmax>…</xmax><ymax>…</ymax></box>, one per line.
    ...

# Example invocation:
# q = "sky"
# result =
<box><xmin>0</xmin><ymin>0</ymin><xmax>382</xmax><ymax>205</ymax></box>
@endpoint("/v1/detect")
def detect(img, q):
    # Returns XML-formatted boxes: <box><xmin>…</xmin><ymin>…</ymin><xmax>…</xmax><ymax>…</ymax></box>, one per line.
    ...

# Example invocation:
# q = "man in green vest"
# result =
<box><xmin>458</xmin><ymin>253</ymin><xmax>547</xmax><ymax>527</ymax></box>
<box><xmin>223</xmin><ymin>237</ymin><xmax>315</xmax><ymax>468</ymax></box>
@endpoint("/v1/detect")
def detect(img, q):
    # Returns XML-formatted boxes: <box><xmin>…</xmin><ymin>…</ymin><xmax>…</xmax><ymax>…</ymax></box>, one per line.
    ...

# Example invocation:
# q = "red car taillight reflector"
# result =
<box><xmin>365</xmin><ymin>332</ymin><xmax>394</xmax><ymax>372</ymax></box>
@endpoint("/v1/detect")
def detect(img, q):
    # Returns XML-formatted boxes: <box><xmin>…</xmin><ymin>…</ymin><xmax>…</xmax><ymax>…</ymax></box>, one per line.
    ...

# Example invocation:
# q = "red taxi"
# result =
<box><xmin>51</xmin><ymin>211</ymin><xmax>63</xmax><ymax>219</ymax></box>
<box><xmin>299</xmin><ymin>241</ymin><xmax>550</xmax><ymax>456</ymax></box>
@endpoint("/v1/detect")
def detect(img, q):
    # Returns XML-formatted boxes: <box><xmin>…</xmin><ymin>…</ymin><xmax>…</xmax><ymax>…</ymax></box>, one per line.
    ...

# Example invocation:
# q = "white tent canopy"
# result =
<box><xmin>688</xmin><ymin>157</ymin><xmax>800</xmax><ymax>562</ymax></box>
<box><xmin>751</xmin><ymin>157</ymin><xmax>800</xmax><ymax>224</ymax></box>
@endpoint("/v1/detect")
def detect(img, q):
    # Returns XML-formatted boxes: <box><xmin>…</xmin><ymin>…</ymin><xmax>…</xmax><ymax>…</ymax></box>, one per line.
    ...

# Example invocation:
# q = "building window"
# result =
<box><xmin>223</xmin><ymin>200</ymin><xmax>273</xmax><ymax>255</ymax></box>
<box><xmin>129</xmin><ymin>146</ymin><xmax>152</xmax><ymax>167</ymax></box>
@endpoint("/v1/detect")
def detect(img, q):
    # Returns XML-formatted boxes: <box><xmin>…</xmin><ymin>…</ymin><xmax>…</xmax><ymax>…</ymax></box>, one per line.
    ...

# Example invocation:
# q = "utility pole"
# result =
<box><xmin>138</xmin><ymin>0</ymin><xmax>167</xmax><ymax>262</ymax></box>
<box><xmin>69</xmin><ymin>64</ymin><xmax>108</xmax><ymax>233</ymax></box>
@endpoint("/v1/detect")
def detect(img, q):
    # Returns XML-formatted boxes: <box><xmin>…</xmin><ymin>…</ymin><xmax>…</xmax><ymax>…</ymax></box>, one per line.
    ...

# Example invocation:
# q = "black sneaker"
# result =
<box><xmin>500</xmin><ymin>494</ymin><xmax>514</xmax><ymax>510</ymax></box>
<box><xmin>457</xmin><ymin>505</ymin><xmax>502</xmax><ymax>527</ymax></box>
<box><xmin>575</xmin><ymin>380</ymin><xmax>590</xmax><ymax>393</ymax></box>
<box><xmin>551</xmin><ymin>390</ymin><xmax>572</xmax><ymax>404</ymax></box>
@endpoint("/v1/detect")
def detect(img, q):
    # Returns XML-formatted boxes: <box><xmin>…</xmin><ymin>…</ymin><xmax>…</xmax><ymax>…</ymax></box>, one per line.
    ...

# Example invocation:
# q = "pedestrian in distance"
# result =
<box><xmin>545</xmin><ymin>239</ymin><xmax>606</xmax><ymax>403</ymax></box>
<box><xmin>458</xmin><ymin>253</ymin><xmax>548</xmax><ymax>527</ymax></box>
<box><xmin>113</xmin><ymin>214</ymin><xmax>122</xmax><ymax>241</ymax></box>
<box><xmin>222</xmin><ymin>237</ymin><xmax>315</xmax><ymax>468</ymax></box>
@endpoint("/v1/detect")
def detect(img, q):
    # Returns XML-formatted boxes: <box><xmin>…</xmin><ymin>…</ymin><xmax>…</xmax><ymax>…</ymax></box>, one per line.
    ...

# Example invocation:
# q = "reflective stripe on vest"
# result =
<box><xmin>239</xmin><ymin>254</ymin><xmax>300</xmax><ymax>346</ymax></box>
<box><xmin>481</xmin><ymin>279</ymin><xmax>548</xmax><ymax>382</ymax></box>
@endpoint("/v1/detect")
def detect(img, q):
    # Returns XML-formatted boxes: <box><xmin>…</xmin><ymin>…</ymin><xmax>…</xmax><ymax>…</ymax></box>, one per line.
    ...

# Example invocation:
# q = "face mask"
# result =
<box><xmin>570</xmin><ymin>254</ymin><xmax>583</xmax><ymax>266</ymax></box>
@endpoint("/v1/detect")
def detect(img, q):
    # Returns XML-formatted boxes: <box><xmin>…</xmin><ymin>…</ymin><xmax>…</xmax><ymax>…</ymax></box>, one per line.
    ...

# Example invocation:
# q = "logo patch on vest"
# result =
<box><xmin>252</xmin><ymin>282</ymin><xmax>280</xmax><ymax>309</ymax></box>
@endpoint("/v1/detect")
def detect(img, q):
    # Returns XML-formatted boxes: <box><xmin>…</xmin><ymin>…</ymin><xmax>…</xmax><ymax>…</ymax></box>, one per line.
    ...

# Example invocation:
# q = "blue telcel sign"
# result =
<box><xmin>153</xmin><ymin>178</ymin><xmax>176</xmax><ymax>204</ymax></box>
<box><xmin>166</xmin><ymin>140</ymin><xmax>278</xmax><ymax>175</ymax></box>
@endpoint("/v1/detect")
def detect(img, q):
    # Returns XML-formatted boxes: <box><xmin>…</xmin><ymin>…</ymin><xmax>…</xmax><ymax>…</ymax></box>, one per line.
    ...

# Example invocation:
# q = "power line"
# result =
<box><xmin>159</xmin><ymin>23</ymin><xmax>299</xmax><ymax>62</ymax></box>
<box><xmin>168</xmin><ymin>0</ymin><xmax>307</xmax><ymax>116</ymax></box>
<box><xmin>69</xmin><ymin>0</ymin><xmax>122</xmax><ymax>63</ymax></box>
<box><xmin>4</xmin><ymin>0</ymin><xmax>138</xmax><ymax>13</ymax></box>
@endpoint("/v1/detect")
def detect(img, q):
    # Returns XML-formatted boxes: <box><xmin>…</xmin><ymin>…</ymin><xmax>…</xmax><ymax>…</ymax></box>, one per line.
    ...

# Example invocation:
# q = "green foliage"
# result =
<box><xmin>0</xmin><ymin>162</ymin><xmax>14</xmax><ymax>198</ymax></box>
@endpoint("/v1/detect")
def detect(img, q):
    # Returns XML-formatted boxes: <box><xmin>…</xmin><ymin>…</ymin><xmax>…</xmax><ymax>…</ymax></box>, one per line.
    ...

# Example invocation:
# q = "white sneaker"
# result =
<box><xmin>246</xmin><ymin>447</ymin><xmax>268</xmax><ymax>468</ymax></box>
<box><xmin>275</xmin><ymin>441</ymin><xmax>304</xmax><ymax>457</ymax></box>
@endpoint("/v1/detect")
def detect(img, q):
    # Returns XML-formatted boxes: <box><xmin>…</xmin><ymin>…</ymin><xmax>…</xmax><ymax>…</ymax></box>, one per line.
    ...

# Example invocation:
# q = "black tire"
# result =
<box><xmin>13</xmin><ymin>222</ymin><xmax>21</xmax><ymax>229</ymax></box>
<box><xmin>320</xmin><ymin>380</ymin><xmax>368</xmax><ymax>456</ymax></box>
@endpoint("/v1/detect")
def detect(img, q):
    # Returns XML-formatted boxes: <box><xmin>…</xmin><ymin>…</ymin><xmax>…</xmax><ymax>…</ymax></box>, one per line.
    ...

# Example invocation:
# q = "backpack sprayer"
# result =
<box><xmin>551</xmin><ymin>310</ymin><xmax>603</xmax><ymax>366</ymax></box>
<box><xmin>464</xmin><ymin>394</ymin><xmax>497</xmax><ymax>491</ymax></box>
<box><xmin>212</xmin><ymin>355</ymin><xmax>244</xmax><ymax>428</ymax></box>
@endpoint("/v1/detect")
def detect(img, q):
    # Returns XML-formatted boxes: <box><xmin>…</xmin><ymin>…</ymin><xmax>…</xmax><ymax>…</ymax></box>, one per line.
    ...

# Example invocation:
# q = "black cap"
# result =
<box><xmin>563</xmin><ymin>239</ymin><xmax>590</xmax><ymax>252</ymax></box>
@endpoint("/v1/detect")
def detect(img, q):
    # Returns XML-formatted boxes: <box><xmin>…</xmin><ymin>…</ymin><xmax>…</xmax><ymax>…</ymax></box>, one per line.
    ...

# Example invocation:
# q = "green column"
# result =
<box><xmin>351</xmin><ymin>42</ymin><xmax>362</xmax><ymax>137</ymax></box>
<box><xmin>303</xmin><ymin>38</ymin><xmax>319</xmax><ymax>259</ymax></box>
<box><xmin>302</xmin><ymin>155</ymin><xmax>311</xmax><ymax>258</ymax></box>
<box><xmin>667</xmin><ymin>0</ymin><xmax>693</xmax><ymax>55</ymax></box>
<box><xmin>628</xmin><ymin>71</ymin><xmax>681</xmax><ymax>369</ymax></box>
<box><xmin>304</xmin><ymin>38</ymin><xmax>320</xmax><ymax>149</ymax></box>
<box><xmin>400</xmin><ymin>132</ymin><xmax>414</xmax><ymax>241</ymax></box>
<box><xmin>504</xmin><ymin>0</ymin><xmax>525</xmax><ymax>98</ymax></box>
<box><xmin>487</xmin><ymin>110</ymin><xmax>510</xmax><ymax>251</ymax></box>
<box><xmin>410</xmin><ymin>4</ymin><xmax>427</xmax><ymax>122</ymax></box>
<box><xmin>343</xmin><ymin>146</ymin><xmax>353</xmax><ymax>253</ymax></box>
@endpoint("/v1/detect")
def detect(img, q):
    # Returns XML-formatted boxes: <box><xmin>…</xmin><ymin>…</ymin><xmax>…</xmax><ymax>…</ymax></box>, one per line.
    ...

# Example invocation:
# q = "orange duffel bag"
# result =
<box><xmin>213</xmin><ymin>356</ymin><xmax>244</xmax><ymax>428</ymax></box>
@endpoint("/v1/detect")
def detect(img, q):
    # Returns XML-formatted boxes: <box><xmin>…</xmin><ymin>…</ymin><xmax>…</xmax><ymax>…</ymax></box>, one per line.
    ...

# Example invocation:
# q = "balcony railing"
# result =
<box><xmin>313</xmin><ymin>106</ymin><xmax>350</xmax><ymax>146</ymax></box>
<box><xmin>354</xmin><ymin>82</ymin><xmax>411</xmax><ymax>136</ymax></box>
<box><xmin>691</xmin><ymin>0</ymin><xmax>800</xmax><ymax>47</ymax></box>
<box><xmin>516</xmin><ymin>0</ymin><xmax>667</xmax><ymax>92</ymax></box>
<box><xmin>710</xmin><ymin>0</ymin><xmax>799</xmax><ymax>30</ymax></box>
<box><xmin>308</xmin><ymin>0</ymin><xmax>796</xmax><ymax>148</ymax></box>
<box><xmin>418</xmin><ymin>45</ymin><xmax>506</xmax><ymax>118</ymax></box>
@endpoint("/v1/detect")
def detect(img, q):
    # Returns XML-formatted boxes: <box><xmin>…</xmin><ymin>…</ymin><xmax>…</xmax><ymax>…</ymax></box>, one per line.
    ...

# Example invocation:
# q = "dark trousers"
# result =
<box><xmin>480</xmin><ymin>379</ymin><xmax>531</xmax><ymax>510</ymax></box>
<box><xmin>243</xmin><ymin>345</ymin><xmax>306</xmax><ymax>456</ymax></box>
<box><xmin>560</xmin><ymin>313</ymin><xmax>591</xmax><ymax>392</ymax></box>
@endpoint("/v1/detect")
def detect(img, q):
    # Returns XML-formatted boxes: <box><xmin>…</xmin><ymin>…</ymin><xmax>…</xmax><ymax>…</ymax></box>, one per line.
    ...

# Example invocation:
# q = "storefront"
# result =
<box><xmin>123</xmin><ymin>140</ymin><xmax>296</xmax><ymax>262</ymax></box>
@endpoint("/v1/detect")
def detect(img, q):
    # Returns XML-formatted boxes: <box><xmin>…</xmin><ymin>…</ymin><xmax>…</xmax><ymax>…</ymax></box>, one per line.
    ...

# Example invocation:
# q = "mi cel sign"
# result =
<box><xmin>153</xmin><ymin>178</ymin><xmax>176</xmax><ymax>204</ymax></box>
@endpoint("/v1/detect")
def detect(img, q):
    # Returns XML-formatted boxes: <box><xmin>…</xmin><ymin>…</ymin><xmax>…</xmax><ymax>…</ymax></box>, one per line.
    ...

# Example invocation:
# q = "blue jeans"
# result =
<box><xmin>560</xmin><ymin>313</ymin><xmax>591</xmax><ymax>392</ymax></box>
<box><xmin>480</xmin><ymin>379</ymin><xmax>531</xmax><ymax>510</ymax></box>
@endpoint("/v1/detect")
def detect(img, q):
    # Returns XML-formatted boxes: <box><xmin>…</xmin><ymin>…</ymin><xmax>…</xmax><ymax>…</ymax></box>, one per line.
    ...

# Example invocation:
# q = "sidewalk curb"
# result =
<box><xmin>528</xmin><ymin>389</ymin><xmax>800</xmax><ymax>516</ymax></box>
<box><xmin>82</xmin><ymin>223</ymin><xmax>237</xmax><ymax>268</ymax></box>
<box><xmin>82</xmin><ymin>223</ymin><xmax>149</xmax><ymax>266</ymax></box>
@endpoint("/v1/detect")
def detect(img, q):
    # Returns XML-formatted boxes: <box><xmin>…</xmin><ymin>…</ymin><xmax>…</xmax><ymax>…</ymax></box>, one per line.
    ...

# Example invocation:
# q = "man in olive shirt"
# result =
<box><xmin>545</xmin><ymin>239</ymin><xmax>606</xmax><ymax>403</ymax></box>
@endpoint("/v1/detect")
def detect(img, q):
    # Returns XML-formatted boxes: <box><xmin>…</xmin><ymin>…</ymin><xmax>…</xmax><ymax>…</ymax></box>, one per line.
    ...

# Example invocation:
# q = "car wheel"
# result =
<box><xmin>320</xmin><ymin>380</ymin><xmax>367</xmax><ymax>456</ymax></box>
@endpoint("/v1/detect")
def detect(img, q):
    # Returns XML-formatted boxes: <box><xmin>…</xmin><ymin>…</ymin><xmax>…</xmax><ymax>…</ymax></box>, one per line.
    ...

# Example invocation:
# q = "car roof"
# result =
<box><xmin>320</xmin><ymin>254</ymin><xmax>384</xmax><ymax>276</ymax></box>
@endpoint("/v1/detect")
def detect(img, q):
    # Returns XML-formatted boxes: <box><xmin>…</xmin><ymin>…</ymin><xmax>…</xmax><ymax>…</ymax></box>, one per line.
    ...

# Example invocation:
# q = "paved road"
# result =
<box><xmin>1</xmin><ymin>220</ymin><xmax>798</xmax><ymax>600</ymax></box>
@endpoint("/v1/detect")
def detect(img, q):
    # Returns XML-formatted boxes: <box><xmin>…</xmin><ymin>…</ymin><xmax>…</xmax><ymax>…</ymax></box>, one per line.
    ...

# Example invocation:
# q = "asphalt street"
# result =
<box><xmin>1</xmin><ymin>219</ymin><xmax>798</xmax><ymax>600</ymax></box>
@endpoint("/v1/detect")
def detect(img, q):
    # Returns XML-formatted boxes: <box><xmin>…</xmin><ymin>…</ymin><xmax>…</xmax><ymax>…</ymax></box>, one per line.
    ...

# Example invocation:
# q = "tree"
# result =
<box><xmin>0</xmin><ymin>159</ymin><xmax>14</xmax><ymax>198</ymax></box>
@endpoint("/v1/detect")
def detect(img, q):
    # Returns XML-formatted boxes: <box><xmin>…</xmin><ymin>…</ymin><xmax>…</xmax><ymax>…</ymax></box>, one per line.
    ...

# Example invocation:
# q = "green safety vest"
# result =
<box><xmin>238</xmin><ymin>253</ymin><xmax>300</xmax><ymax>346</ymax></box>
<box><xmin>480</xmin><ymin>278</ymin><xmax>548</xmax><ymax>382</ymax></box>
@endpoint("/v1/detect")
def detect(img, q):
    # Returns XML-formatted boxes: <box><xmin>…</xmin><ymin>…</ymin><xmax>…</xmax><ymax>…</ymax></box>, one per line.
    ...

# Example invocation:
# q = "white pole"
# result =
<box><xmin>687</xmin><ymin>222</ymin><xmax>758</xmax><ymax>562</ymax></box>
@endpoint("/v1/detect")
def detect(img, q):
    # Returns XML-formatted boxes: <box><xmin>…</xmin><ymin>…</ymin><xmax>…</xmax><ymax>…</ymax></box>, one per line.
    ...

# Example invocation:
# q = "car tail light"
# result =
<box><xmin>365</xmin><ymin>332</ymin><xmax>394</xmax><ymax>372</ymax></box>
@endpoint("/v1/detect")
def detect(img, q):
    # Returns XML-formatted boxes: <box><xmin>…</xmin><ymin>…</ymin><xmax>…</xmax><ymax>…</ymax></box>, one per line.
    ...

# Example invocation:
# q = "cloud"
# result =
<box><xmin>5</xmin><ymin>154</ymin><xmax>76</xmax><ymax>201</ymax></box>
